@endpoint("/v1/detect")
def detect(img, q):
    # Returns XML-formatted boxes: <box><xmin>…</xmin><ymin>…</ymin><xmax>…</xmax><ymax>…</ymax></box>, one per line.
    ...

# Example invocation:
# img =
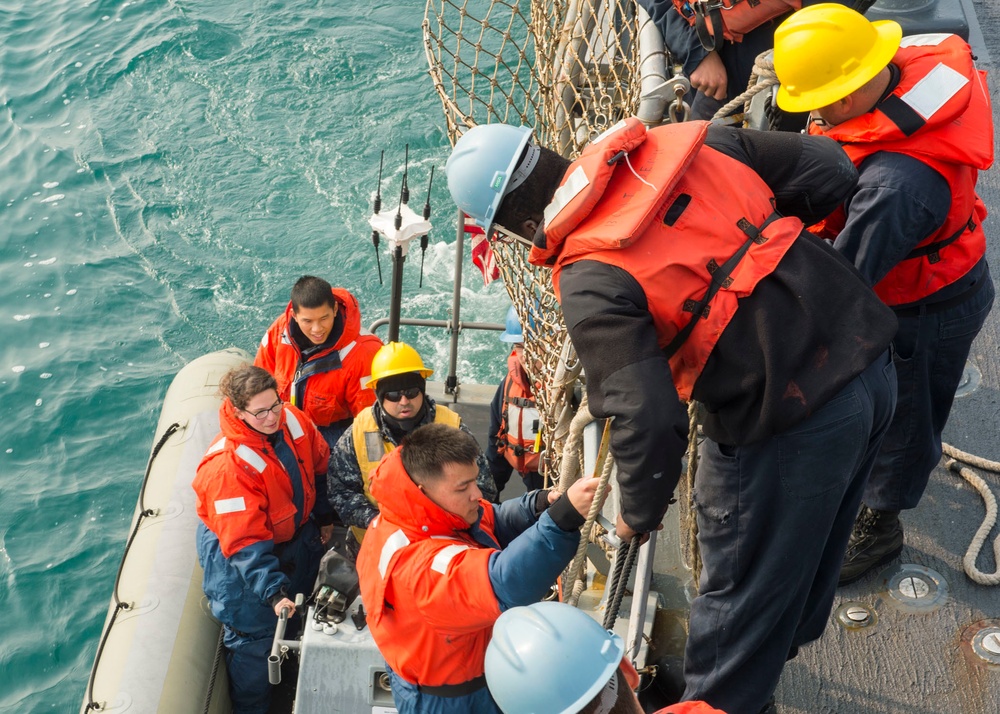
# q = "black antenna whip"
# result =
<box><xmin>372</xmin><ymin>150</ymin><xmax>384</xmax><ymax>284</ymax></box>
<box><xmin>419</xmin><ymin>166</ymin><xmax>434</xmax><ymax>288</ymax></box>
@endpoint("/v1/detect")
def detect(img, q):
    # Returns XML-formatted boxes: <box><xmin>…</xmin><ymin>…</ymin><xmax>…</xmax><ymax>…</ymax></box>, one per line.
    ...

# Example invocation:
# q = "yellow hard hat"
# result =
<box><xmin>773</xmin><ymin>4</ymin><xmax>902</xmax><ymax>113</ymax></box>
<box><xmin>367</xmin><ymin>341</ymin><xmax>434</xmax><ymax>389</ymax></box>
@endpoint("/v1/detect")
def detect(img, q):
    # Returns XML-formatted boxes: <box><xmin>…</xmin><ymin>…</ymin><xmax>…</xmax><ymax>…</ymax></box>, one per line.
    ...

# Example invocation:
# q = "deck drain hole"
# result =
<box><xmin>961</xmin><ymin>621</ymin><xmax>1000</xmax><ymax>666</ymax></box>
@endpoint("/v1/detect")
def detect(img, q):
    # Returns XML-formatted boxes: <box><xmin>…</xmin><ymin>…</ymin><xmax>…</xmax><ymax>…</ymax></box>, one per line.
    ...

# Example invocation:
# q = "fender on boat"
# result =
<box><xmin>82</xmin><ymin>348</ymin><xmax>251</xmax><ymax>714</ymax></box>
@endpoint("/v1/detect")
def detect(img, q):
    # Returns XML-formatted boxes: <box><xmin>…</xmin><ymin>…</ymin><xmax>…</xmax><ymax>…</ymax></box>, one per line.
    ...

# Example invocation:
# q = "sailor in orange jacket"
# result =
<box><xmin>193</xmin><ymin>364</ymin><xmax>333</xmax><ymax>714</ymax></box>
<box><xmin>255</xmin><ymin>274</ymin><xmax>382</xmax><ymax>450</ymax></box>
<box><xmin>356</xmin><ymin>423</ymin><xmax>599</xmax><ymax>714</ymax></box>
<box><xmin>447</xmin><ymin>118</ymin><xmax>897</xmax><ymax>712</ymax></box>
<box><xmin>773</xmin><ymin>6</ymin><xmax>995</xmax><ymax>585</ymax></box>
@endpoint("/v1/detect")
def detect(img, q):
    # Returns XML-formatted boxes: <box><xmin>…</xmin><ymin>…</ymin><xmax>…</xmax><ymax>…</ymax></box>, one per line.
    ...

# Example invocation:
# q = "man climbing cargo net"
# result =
<box><xmin>423</xmin><ymin>0</ymin><xmax>707</xmax><ymax>581</ymax></box>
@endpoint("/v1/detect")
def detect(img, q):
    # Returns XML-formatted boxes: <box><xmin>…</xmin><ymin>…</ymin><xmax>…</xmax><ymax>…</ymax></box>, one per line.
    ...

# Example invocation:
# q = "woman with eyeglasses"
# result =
<box><xmin>192</xmin><ymin>363</ymin><xmax>334</xmax><ymax>714</ymax></box>
<box><xmin>328</xmin><ymin>341</ymin><xmax>497</xmax><ymax>545</ymax></box>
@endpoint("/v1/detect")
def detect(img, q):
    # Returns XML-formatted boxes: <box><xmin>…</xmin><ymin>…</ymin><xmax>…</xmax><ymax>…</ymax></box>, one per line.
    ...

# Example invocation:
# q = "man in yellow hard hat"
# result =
<box><xmin>774</xmin><ymin>4</ymin><xmax>995</xmax><ymax>585</ymax></box>
<box><xmin>327</xmin><ymin>341</ymin><xmax>497</xmax><ymax>543</ymax></box>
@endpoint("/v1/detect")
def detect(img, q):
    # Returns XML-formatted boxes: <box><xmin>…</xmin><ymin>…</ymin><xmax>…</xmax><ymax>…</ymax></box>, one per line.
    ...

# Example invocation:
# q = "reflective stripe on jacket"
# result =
<box><xmin>529</xmin><ymin>117</ymin><xmax>804</xmax><ymax>400</ymax></box>
<box><xmin>496</xmin><ymin>350</ymin><xmax>541</xmax><ymax>474</ymax></box>
<box><xmin>811</xmin><ymin>34</ymin><xmax>993</xmax><ymax>306</ymax></box>
<box><xmin>254</xmin><ymin>287</ymin><xmax>382</xmax><ymax>426</ymax></box>
<box><xmin>194</xmin><ymin>401</ymin><xmax>330</xmax><ymax>557</ymax></box>
<box><xmin>348</xmin><ymin>403</ymin><xmax>462</xmax><ymax>543</ymax></box>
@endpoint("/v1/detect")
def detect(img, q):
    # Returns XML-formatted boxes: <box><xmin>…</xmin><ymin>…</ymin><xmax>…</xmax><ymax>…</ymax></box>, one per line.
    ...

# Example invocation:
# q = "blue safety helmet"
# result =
<box><xmin>446</xmin><ymin>123</ymin><xmax>539</xmax><ymax>237</ymax></box>
<box><xmin>499</xmin><ymin>306</ymin><xmax>523</xmax><ymax>344</ymax></box>
<box><xmin>484</xmin><ymin>601</ymin><xmax>624</xmax><ymax>714</ymax></box>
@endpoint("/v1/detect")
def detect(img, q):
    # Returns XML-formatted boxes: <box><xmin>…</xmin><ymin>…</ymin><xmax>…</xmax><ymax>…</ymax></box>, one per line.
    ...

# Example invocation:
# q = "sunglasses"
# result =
<box><xmin>382</xmin><ymin>387</ymin><xmax>422</xmax><ymax>403</ymax></box>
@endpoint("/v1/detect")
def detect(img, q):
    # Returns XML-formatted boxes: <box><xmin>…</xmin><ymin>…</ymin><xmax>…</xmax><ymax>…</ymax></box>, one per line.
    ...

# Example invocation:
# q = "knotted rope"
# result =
<box><xmin>713</xmin><ymin>50</ymin><xmax>779</xmax><ymax>123</ymax></box>
<box><xmin>943</xmin><ymin>442</ymin><xmax>1000</xmax><ymax>586</ymax></box>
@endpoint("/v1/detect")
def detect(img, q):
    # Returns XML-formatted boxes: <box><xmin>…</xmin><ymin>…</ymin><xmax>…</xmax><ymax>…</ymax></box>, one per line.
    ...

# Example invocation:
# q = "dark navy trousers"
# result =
<box><xmin>682</xmin><ymin>351</ymin><xmax>897</xmax><ymax>714</ymax></box>
<box><xmin>865</xmin><ymin>274</ymin><xmax>994</xmax><ymax>512</ymax></box>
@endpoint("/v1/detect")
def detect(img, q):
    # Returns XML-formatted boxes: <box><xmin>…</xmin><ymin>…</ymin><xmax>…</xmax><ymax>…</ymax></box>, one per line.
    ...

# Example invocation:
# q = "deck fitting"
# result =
<box><xmin>835</xmin><ymin>602</ymin><xmax>877</xmax><ymax>630</ymax></box>
<box><xmin>880</xmin><ymin>564</ymin><xmax>949</xmax><ymax>613</ymax></box>
<box><xmin>954</xmin><ymin>361</ymin><xmax>982</xmax><ymax>398</ymax></box>
<box><xmin>970</xmin><ymin>624</ymin><xmax>1000</xmax><ymax>664</ymax></box>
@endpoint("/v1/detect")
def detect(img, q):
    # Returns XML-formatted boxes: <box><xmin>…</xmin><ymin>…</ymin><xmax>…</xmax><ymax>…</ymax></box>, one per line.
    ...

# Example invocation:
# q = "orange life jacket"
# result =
<box><xmin>193</xmin><ymin>401</ymin><xmax>330</xmax><ymax>558</ymax></box>
<box><xmin>497</xmin><ymin>351</ymin><xmax>541</xmax><ymax>474</ymax></box>
<box><xmin>254</xmin><ymin>287</ymin><xmax>382</xmax><ymax>426</ymax></box>
<box><xmin>810</xmin><ymin>34</ymin><xmax>993</xmax><ymax>306</ymax></box>
<box><xmin>671</xmin><ymin>0</ymin><xmax>801</xmax><ymax>44</ymax></box>
<box><xmin>529</xmin><ymin>117</ymin><xmax>805</xmax><ymax>401</ymax></box>
<box><xmin>356</xmin><ymin>447</ymin><xmax>502</xmax><ymax>687</ymax></box>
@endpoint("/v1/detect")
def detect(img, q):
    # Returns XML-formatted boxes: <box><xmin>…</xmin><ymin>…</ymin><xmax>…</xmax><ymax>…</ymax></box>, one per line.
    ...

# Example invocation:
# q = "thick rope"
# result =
<box><xmin>603</xmin><ymin>535</ymin><xmax>642</xmax><ymax>630</ymax></box>
<box><xmin>713</xmin><ymin>50</ymin><xmax>778</xmax><ymax>122</ymax></box>
<box><xmin>942</xmin><ymin>442</ymin><xmax>1000</xmax><ymax>585</ymax></box>
<box><xmin>564</xmin><ymin>417</ymin><xmax>616</xmax><ymax>606</ymax></box>
<box><xmin>681</xmin><ymin>401</ymin><xmax>703</xmax><ymax>589</ymax></box>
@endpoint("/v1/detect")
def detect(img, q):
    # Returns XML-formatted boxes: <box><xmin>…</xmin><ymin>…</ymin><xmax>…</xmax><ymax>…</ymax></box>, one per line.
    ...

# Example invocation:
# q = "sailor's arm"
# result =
<box><xmin>558</xmin><ymin>261</ymin><xmax>688</xmax><ymax>535</ymax></box>
<box><xmin>705</xmin><ymin>125</ymin><xmax>859</xmax><ymax>224</ymax></box>
<box><xmin>327</xmin><ymin>430</ymin><xmax>379</xmax><ymax>528</ymax></box>
<box><xmin>834</xmin><ymin>153</ymin><xmax>951</xmax><ymax>287</ymax></box>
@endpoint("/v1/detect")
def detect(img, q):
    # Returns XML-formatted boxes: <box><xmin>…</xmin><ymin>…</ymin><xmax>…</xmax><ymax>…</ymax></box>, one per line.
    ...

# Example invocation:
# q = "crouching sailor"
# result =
<box><xmin>356</xmin><ymin>423</ymin><xmax>599</xmax><ymax>714</ymax></box>
<box><xmin>193</xmin><ymin>364</ymin><xmax>334</xmax><ymax>714</ymax></box>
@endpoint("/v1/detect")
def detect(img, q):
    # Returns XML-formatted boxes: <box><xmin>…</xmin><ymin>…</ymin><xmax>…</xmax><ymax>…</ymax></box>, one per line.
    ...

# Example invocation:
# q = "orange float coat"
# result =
<box><xmin>529</xmin><ymin>117</ymin><xmax>806</xmax><ymax>401</ymax></box>
<box><xmin>810</xmin><ymin>33</ymin><xmax>993</xmax><ymax>306</ymax></box>
<box><xmin>356</xmin><ymin>448</ymin><xmax>502</xmax><ymax>688</ymax></box>
<box><xmin>254</xmin><ymin>287</ymin><xmax>382</xmax><ymax>427</ymax></box>
<box><xmin>194</xmin><ymin>400</ymin><xmax>330</xmax><ymax>558</ymax></box>
<box><xmin>496</xmin><ymin>350</ymin><xmax>541</xmax><ymax>474</ymax></box>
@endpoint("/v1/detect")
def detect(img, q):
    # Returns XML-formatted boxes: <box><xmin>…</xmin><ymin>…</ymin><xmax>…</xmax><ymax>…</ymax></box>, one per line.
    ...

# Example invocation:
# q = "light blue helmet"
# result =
<box><xmin>499</xmin><ymin>306</ymin><xmax>523</xmax><ymax>344</ymax></box>
<box><xmin>484</xmin><ymin>602</ymin><xmax>624</xmax><ymax>714</ymax></box>
<box><xmin>446</xmin><ymin>123</ymin><xmax>539</xmax><ymax>236</ymax></box>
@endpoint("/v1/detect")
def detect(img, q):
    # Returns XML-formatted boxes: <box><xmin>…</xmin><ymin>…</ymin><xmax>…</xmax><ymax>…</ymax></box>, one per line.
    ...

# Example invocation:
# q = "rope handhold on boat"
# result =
<box><xmin>943</xmin><ymin>442</ymin><xmax>1000</xmax><ymax>586</ymax></box>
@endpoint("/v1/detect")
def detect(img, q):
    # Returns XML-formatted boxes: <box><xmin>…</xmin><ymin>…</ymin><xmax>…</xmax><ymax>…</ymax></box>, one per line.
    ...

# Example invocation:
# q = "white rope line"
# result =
<box><xmin>943</xmin><ymin>442</ymin><xmax>1000</xmax><ymax>586</ymax></box>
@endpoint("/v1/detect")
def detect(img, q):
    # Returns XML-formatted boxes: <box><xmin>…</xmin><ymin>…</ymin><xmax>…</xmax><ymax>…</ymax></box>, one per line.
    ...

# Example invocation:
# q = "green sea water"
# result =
<box><xmin>0</xmin><ymin>1</ymin><xmax>510</xmax><ymax>710</ymax></box>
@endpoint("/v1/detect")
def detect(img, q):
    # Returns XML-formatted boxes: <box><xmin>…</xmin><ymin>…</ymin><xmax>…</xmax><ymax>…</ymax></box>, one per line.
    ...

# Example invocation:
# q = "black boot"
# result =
<box><xmin>839</xmin><ymin>505</ymin><xmax>903</xmax><ymax>585</ymax></box>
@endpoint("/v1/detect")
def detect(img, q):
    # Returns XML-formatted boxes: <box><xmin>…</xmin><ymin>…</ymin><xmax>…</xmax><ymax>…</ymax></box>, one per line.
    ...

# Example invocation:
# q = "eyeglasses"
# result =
<box><xmin>382</xmin><ymin>387</ymin><xmax>422</xmax><ymax>403</ymax></box>
<box><xmin>244</xmin><ymin>399</ymin><xmax>283</xmax><ymax>421</ymax></box>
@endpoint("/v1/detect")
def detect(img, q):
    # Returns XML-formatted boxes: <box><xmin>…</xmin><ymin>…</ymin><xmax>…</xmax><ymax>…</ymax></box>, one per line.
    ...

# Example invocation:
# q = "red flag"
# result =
<box><xmin>464</xmin><ymin>214</ymin><xmax>500</xmax><ymax>285</ymax></box>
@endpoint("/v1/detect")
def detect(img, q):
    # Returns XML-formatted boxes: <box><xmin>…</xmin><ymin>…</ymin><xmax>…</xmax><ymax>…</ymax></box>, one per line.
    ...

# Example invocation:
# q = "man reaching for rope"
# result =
<box><xmin>447</xmin><ymin>119</ymin><xmax>897</xmax><ymax>713</ymax></box>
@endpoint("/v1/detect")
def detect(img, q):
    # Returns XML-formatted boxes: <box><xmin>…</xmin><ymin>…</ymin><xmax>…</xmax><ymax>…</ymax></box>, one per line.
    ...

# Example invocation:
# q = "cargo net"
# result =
<box><xmin>422</xmin><ymin>0</ymin><xmax>645</xmax><ymax>484</ymax></box>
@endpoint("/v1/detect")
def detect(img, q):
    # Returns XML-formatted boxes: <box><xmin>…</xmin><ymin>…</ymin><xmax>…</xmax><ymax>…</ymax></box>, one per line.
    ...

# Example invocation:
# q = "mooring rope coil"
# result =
<box><xmin>942</xmin><ymin>442</ymin><xmax>1000</xmax><ymax>586</ymax></box>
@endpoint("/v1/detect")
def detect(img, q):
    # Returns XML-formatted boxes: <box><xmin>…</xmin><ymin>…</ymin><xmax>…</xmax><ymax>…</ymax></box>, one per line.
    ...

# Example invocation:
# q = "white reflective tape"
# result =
<box><xmin>284</xmin><ymin>408</ymin><xmax>304</xmax><ymax>439</ymax></box>
<box><xmin>379</xmin><ymin>529</ymin><xmax>411</xmax><ymax>579</ymax></box>
<box><xmin>339</xmin><ymin>340</ymin><xmax>357</xmax><ymax>360</ymax></box>
<box><xmin>214</xmin><ymin>496</ymin><xmax>246</xmax><ymax>515</ymax></box>
<box><xmin>431</xmin><ymin>544</ymin><xmax>471</xmax><ymax>574</ymax></box>
<box><xmin>235</xmin><ymin>444</ymin><xmax>267</xmax><ymax>473</ymax></box>
<box><xmin>206</xmin><ymin>437</ymin><xmax>227</xmax><ymax>455</ymax></box>
<box><xmin>900</xmin><ymin>33</ymin><xmax>950</xmax><ymax>48</ymax></box>
<box><xmin>901</xmin><ymin>63</ymin><xmax>969</xmax><ymax>119</ymax></box>
<box><xmin>260</xmin><ymin>332</ymin><xmax>270</xmax><ymax>347</ymax></box>
<box><xmin>544</xmin><ymin>166</ymin><xmax>590</xmax><ymax>227</ymax></box>
<box><xmin>280</xmin><ymin>330</ymin><xmax>292</xmax><ymax>345</ymax></box>
<box><xmin>591</xmin><ymin>119</ymin><xmax>629</xmax><ymax>146</ymax></box>
<box><xmin>360</xmin><ymin>375</ymin><xmax>372</xmax><ymax>390</ymax></box>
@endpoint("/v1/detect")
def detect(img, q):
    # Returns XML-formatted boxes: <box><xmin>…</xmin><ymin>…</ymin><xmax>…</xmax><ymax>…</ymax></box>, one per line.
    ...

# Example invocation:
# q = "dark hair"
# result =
<box><xmin>219</xmin><ymin>364</ymin><xmax>278</xmax><ymax>411</ymax></box>
<box><xmin>290</xmin><ymin>275</ymin><xmax>336</xmax><ymax>312</ymax></box>
<box><xmin>578</xmin><ymin>667</ymin><xmax>643</xmax><ymax>714</ymax></box>
<box><xmin>400</xmin><ymin>423</ymin><xmax>480</xmax><ymax>483</ymax></box>
<box><xmin>493</xmin><ymin>144</ymin><xmax>571</xmax><ymax>235</ymax></box>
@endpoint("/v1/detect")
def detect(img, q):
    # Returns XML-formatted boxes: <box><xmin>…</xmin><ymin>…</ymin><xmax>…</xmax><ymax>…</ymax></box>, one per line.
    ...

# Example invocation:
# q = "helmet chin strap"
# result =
<box><xmin>495</xmin><ymin>224</ymin><xmax>534</xmax><ymax>249</ymax></box>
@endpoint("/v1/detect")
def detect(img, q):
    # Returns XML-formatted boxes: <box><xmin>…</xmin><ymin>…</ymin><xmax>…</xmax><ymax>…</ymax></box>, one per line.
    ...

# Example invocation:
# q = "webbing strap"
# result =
<box><xmin>663</xmin><ymin>212</ymin><xmax>779</xmax><ymax>359</ymax></box>
<box><xmin>903</xmin><ymin>216</ymin><xmax>974</xmax><ymax>263</ymax></box>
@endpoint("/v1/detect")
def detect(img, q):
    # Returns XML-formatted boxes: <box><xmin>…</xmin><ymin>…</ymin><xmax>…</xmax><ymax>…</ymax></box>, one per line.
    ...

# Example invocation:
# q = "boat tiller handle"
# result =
<box><xmin>268</xmin><ymin>593</ymin><xmax>304</xmax><ymax>685</ymax></box>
